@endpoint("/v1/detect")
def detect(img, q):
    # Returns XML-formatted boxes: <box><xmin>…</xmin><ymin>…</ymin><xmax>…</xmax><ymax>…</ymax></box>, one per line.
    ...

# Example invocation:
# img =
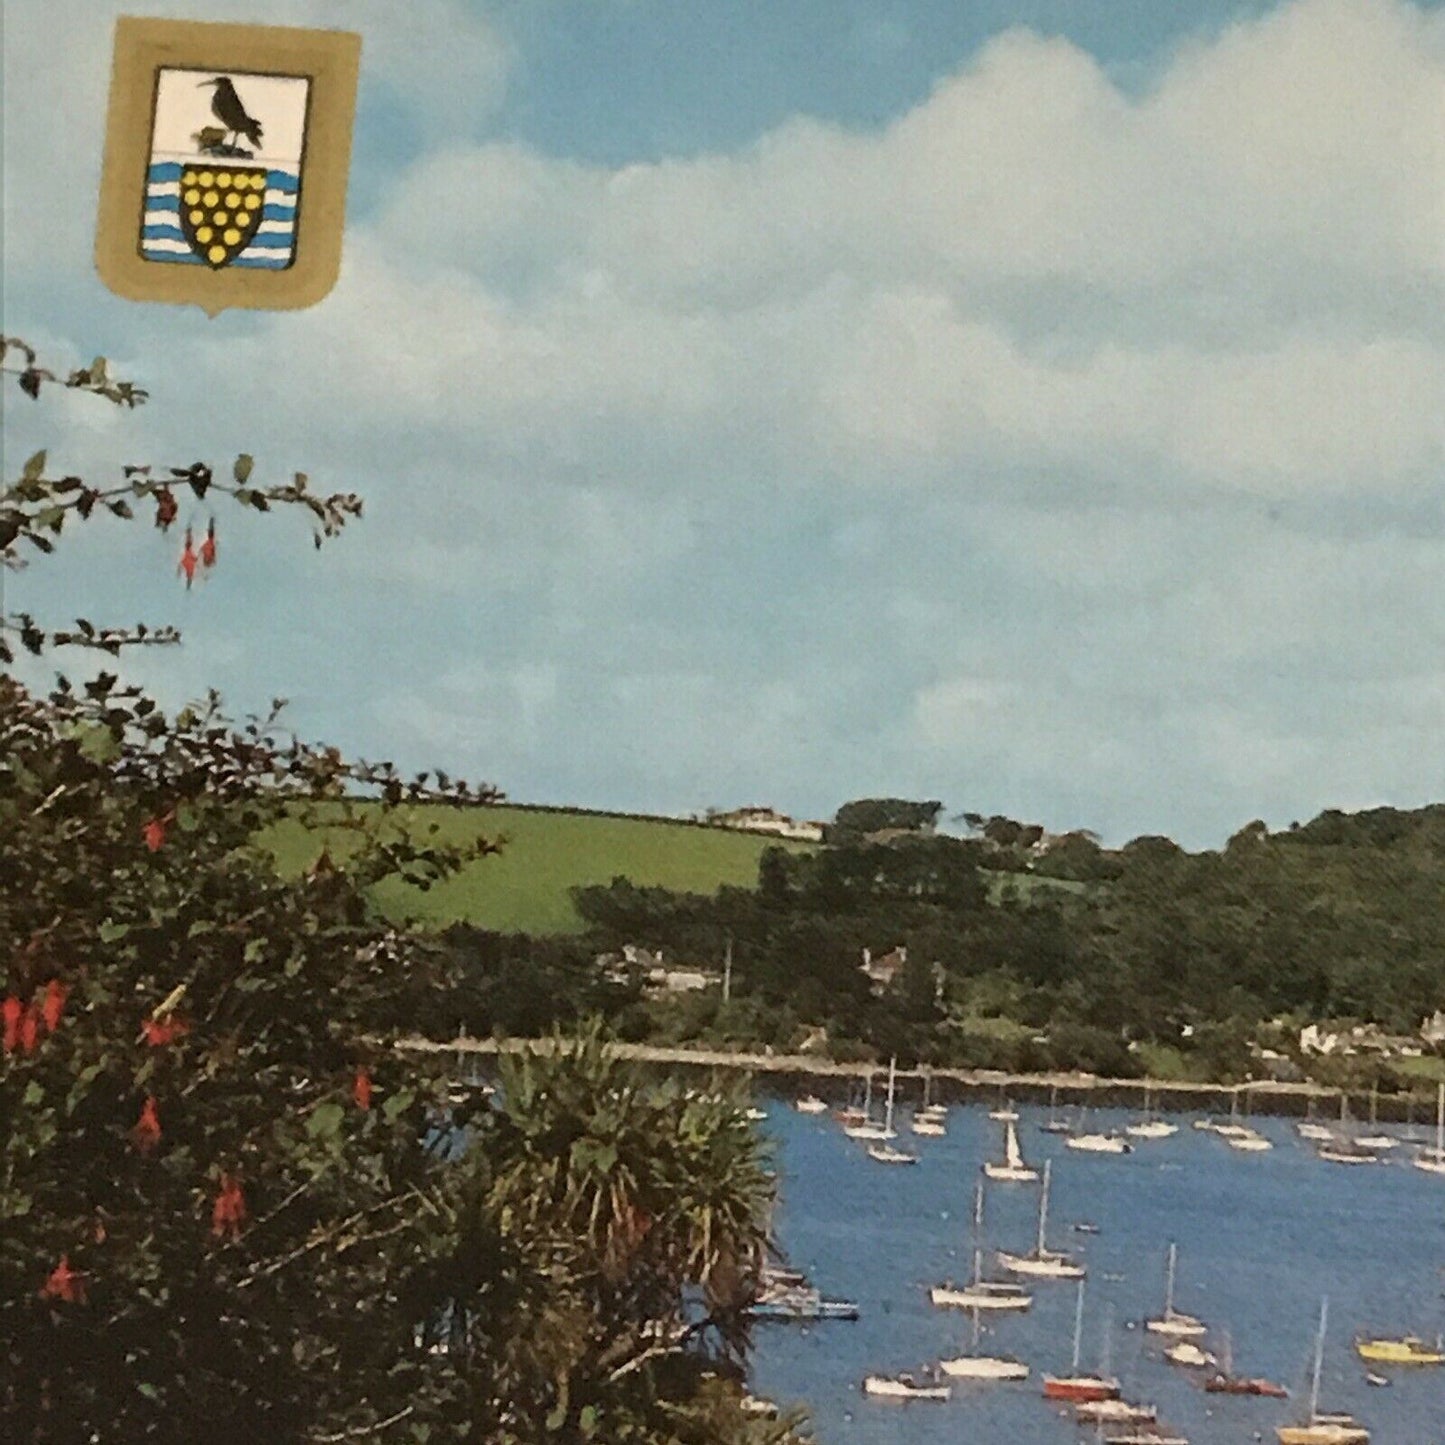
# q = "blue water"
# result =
<box><xmin>750</xmin><ymin>1103</ymin><xmax>1445</xmax><ymax>1443</ymax></box>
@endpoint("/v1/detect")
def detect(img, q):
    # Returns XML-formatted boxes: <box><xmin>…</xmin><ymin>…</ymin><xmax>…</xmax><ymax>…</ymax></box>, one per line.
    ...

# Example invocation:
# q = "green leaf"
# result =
<box><xmin>545</xmin><ymin>1404</ymin><xmax>567</xmax><ymax>1432</ymax></box>
<box><xmin>306</xmin><ymin>1101</ymin><xmax>345</xmax><ymax>1140</ymax></box>
<box><xmin>233</xmin><ymin>453</ymin><xmax>254</xmax><ymax>484</ymax></box>
<box><xmin>22</xmin><ymin>450</ymin><xmax>45</xmax><ymax>481</ymax></box>
<box><xmin>23</xmin><ymin>1081</ymin><xmax>44</xmax><ymax>1107</ymax></box>
<box><xmin>98</xmin><ymin>920</ymin><xmax>128</xmax><ymax>943</ymax></box>
<box><xmin>381</xmin><ymin>1088</ymin><xmax>414</xmax><ymax>1123</ymax></box>
<box><xmin>578</xmin><ymin>1406</ymin><xmax>598</xmax><ymax>1438</ymax></box>
<box><xmin>136</xmin><ymin>1382</ymin><xmax>158</xmax><ymax>1401</ymax></box>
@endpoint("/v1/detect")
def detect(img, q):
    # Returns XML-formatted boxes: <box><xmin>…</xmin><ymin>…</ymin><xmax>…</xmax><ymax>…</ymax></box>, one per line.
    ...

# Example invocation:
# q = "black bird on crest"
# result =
<box><xmin>197</xmin><ymin>76</ymin><xmax>263</xmax><ymax>152</ymax></box>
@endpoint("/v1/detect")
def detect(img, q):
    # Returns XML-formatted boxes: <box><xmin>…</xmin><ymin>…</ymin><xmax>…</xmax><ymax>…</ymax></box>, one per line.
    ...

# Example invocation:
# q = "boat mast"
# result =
<box><xmin>883</xmin><ymin>1057</ymin><xmax>897</xmax><ymax>1136</ymax></box>
<box><xmin>1163</xmin><ymin>1242</ymin><xmax>1177</xmax><ymax>1318</ymax></box>
<box><xmin>973</xmin><ymin>1178</ymin><xmax>985</xmax><ymax>1232</ymax></box>
<box><xmin>1037</xmin><ymin>1158</ymin><xmax>1052</xmax><ymax>1256</ymax></box>
<box><xmin>1309</xmin><ymin>1297</ymin><xmax>1328</xmax><ymax>1422</ymax></box>
<box><xmin>863</xmin><ymin>1069</ymin><xmax>873</xmax><ymax>1121</ymax></box>
<box><xmin>1436</xmin><ymin>1081</ymin><xmax>1444</xmax><ymax>1157</ymax></box>
<box><xmin>1070</xmin><ymin>1277</ymin><xmax>1085</xmax><ymax>1373</ymax></box>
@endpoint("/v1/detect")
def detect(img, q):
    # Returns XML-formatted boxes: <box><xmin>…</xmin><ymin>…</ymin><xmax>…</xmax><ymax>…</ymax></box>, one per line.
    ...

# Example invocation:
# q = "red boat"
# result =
<box><xmin>1044</xmin><ymin>1374</ymin><xmax>1121</xmax><ymax>1403</ymax></box>
<box><xmin>1204</xmin><ymin>1373</ymin><xmax>1288</xmax><ymax>1398</ymax></box>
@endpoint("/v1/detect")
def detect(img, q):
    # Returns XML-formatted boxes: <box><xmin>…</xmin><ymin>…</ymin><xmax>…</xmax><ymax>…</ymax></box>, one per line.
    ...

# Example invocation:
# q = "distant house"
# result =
<box><xmin>1299</xmin><ymin>1020</ymin><xmax>1423</xmax><ymax>1059</ymax></box>
<box><xmin>859</xmin><ymin>945</ymin><xmax>907</xmax><ymax>992</ymax></box>
<box><xmin>644</xmin><ymin>967</ymin><xmax>717</xmax><ymax>995</ymax></box>
<box><xmin>1422</xmin><ymin>1010</ymin><xmax>1445</xmax><ymax>1047</ymax></box>
<box><xmin>708</xmin><ymin>806</ymin><xmax>825</xmax><ymax>842</ymax></box>
<box><xmin>1299</xmin><ymin>1023</ymin><xmax>1342</xmax><ymax>1056</ymax></box>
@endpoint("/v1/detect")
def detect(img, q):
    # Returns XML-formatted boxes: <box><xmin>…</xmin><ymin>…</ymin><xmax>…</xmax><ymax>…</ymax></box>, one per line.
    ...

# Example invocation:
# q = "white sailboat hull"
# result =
<box><xmin>984</xmin><ymin>1163</ymin><xmax>1039</xmax><ymax>1182</ymax></box>
<box><xmin>1164</xmin><ymin>1341</ymin><xmax>1216</xmax><ymax>1367</ymax></box>
<box><xmin>794</xmin><ymin>1096</ymin><xmax>828</xmax><ymax>1114</ymax></box>
<box><xmin>1067</xmin><ymin>1134</ymin><xmax>1132</xmax><ymax>1154</ymax></box>
<box><xmin>997</xmin><ymin>1251</ymin><xmax>1085</xmax><ymax>1280</ymax></box>
<box><xmin>1146</xmin><ymin>1315</ymin><xmax>1207</xmax><ymax>1338</ymax></box>
<box><xmin>1228</xmin><ymin>1132</ymin><xmax>1273</xmax><ymax>1152</ymax></box>
<box><xmin>867</xmin><ymin>1144</ymin><xmax>918</xmax><ymax>1164</ymax></box>
<box><xmin>939</xmin><ymin>1354</ymin><xmax>1029</xmax><ymax>1379</ymax></box>
<box><xmin>1125</xmin><ymin>1121</ymin><xmax>1178</xmax><ymax>1139</ymax></box>
<box><xmin>844</xmin><ymin>1124</ymin><xmax>896</xmax><ymax>1141</ymax></box>
<box><xmin>863</xmin><ymin>1377</ymin><xmax>950</xmax><ymax>1400</ymax></box>
<box><xmin>930</xmin><ymin>1284</ymin><xmax>1032</xmax><ymax>1311</ymax></box>
<box><xmin>911</xmin><ymin>1118</ymin><xmax>946</xmax><ymax>1136</ymax></box>
<box><xmin>1298</xmin><ymin>1123</ymin><xmax>1333</xmax><ymax>1141</ymax></box>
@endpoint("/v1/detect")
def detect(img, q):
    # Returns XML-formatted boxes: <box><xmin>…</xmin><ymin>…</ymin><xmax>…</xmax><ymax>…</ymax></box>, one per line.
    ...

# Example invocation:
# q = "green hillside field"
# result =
<box><xmin>263</xmin><ymin>804</ymin><xmax>817</xmax><ymax>936</ymax></box>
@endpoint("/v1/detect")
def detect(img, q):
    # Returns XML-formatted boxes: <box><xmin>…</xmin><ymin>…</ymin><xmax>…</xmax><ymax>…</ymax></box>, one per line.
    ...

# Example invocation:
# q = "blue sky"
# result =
<box><xmin>5</xmin><ymin>0</ymin><xmax>1445</xmax><ymax>847</ymax></box>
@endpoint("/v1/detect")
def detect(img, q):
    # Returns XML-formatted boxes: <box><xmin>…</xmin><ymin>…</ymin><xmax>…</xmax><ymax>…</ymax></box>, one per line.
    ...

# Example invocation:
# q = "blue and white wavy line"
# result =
<box><xmin>140</xmin><ymin>160</ymin><xmax>299</xmax><ymax>268</ymax></box>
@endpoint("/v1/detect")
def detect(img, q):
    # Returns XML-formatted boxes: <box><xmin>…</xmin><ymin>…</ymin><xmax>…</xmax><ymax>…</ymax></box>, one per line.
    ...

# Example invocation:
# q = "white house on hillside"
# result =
<box><xmin>707</xmin><ymin>806</ymin><xmax>825</xmax><ymax>842</ymax></box>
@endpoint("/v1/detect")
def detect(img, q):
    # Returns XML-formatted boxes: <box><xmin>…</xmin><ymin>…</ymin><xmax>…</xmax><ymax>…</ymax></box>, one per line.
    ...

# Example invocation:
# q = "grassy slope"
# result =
<box><xmin>265</xmin><ymin>805</ymin><xmax>815</xmax><ymax>935</ymax></box>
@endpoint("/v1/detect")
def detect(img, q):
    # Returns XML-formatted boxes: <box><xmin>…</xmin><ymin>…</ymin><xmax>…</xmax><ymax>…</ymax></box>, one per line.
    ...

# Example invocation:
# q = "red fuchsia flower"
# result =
<box><xmin>142</xmin><ymin>810</ymin><xmax>175</xmax><ymax>853</ymax></box>
<box><xmin>353</xmin><ymin>1068</ymin><xmax>372</xmax><ymax>1111</ymax></box>
<box><xmin>142</xmin><ymin>1014</ymin><xmax>189</xmax><ymax>1047</ymax></box>
<box><xmin>200</xmin><ymin>518</ymin><xmax>217</xmax><ymax>569</ymax></box>
<box><xmin>2</xmin><ymin>995</ymin><xmax>21</xmax><ymax>1052</ymax></box>
<box><xmin>130</xmin><ymin>1096</ymin><xmax>162</xmax><ymax>1156</ymax></box>
<box><xmin>211</xmin><ymin>1174</ymin><xmax>247</xmax><ymax>1240</ymax></box>
<box><xmin>41</xmin><ymin>978</ymin><xmax>68</xmax><ymax>1034</ymax></box>
<box><xmin>18</xmin><ymin>1007</ymin><xmax>40</xmax><ymax>1055</ymax></box>
<box><xmin>178</xmin><ymin>526</ymin><xmax>198</xmax><ymax>587</ymax></box>
<box><xmin>40</xmin><ymin>1255</ymin><xmax>85</xmax><ymax>1305</ymax></box>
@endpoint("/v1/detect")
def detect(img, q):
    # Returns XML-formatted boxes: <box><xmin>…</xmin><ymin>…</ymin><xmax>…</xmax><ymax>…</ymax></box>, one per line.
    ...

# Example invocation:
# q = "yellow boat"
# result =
<box><xmin>1355</xmin><ymin>1335</ymin><xmax>1445</xmax><ymax>1365</ymax></box>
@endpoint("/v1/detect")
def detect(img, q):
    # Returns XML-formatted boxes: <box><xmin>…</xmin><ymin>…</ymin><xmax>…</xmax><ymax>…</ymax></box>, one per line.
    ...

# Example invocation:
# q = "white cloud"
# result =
<box><xmin>9</xmin><ymin>0</ymin><xmax>1445</xmax><ymax>847</ymax></box>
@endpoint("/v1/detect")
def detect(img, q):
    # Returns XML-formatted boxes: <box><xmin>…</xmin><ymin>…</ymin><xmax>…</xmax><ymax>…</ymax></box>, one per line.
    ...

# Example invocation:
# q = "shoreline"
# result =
<box><xmin>394</xmin><ymin>1035</ymin><xmax>1434</xmax><ymax>1119</ymax></box>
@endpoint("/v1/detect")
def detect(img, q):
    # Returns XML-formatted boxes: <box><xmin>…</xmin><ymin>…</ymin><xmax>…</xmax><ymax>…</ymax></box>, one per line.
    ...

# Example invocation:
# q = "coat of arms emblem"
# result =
<box><xmin>96</xmin><ymin>19</ymin><xmax>359</xmax><ymax>314</ymax></box>
<box><xmin>143</xmin><ymin>70</ymin><xmax>305</xmax><ymax>272</ymax></box>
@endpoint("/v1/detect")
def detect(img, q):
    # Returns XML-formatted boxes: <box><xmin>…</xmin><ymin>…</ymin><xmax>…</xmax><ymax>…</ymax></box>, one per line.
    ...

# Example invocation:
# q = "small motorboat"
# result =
<box><xmin>1105</xmin><ymin>1430</ymin><xmax>1187</xmax><ymax>1445</ymax></box>
<box><xmin>1073</xmin><ymin>1221</ymin><xmax>1101</xmax><ymax>1235</ymax></box>
<box><xmin>1363</xmin><ymin>1372</ymin><xmax>1390</xmax><ymax>1388</ymax></box>
<box><xmin>794</xmin><ymin>1094</ymin><xmax>828</xmax><ymax>1114</ymax></box>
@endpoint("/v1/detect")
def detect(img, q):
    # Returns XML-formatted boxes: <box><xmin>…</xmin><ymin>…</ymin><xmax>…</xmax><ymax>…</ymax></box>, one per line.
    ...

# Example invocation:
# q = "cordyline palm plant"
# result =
<box><xmin>1</xmin><ymin>341</ymin><xmax>806</xmax><ymax>1444</ymax></box>
<box><xmin>414</xmin><ymin>1026</ymin><xmax>789</xmax><ymax>1440</ymax></box>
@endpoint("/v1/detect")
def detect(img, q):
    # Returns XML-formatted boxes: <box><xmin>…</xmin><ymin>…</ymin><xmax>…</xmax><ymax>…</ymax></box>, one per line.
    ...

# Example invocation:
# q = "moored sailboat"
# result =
<box><xmin>997</xmin><ymin>1159</ymin><xmax>1085</xmax><ymax>1279</ymax></box>
<box><xmin>984</xmin><ymin>1116</ymin><xmax>1039</xmax><ymax>1182</ymax></box>
<box><xmin>862</xmin><ymin>1369</ymin><xmax>950</xmax><ymax>1401</ymax></box>
<box><xmin>1204</xmin><ymin>1331</ymin><xmax>1288</xmax><ymax>1396</ymax></box>
<box><xmin>932</xmin><ymin>1182</ymin><xmax>1033</xmax><ymax>1311</ymax></box>
<box><xmin>1412</xmin><ymin>1081</ymin><xmax>1445</xmax><ymax>1175</ymax></box>
<box><xmin>1126</xmin><ymin>1082</ymin><xmax>1178</xmax><ymax>1140</ymax></box>
<box><xmin>1145</xmin><ymin>1242</ymin><xmax>1206</xmax><ymax>1338</ymax></box>
<box><xmin>938</xmin><ymin>1297</ymin><xmax>1030</xmax><ymax>1380</ymax></box>
<box><xmin>1042</xmin><ymin>1280</ymin><xmax>1120</xmax><ymax>1402</ymax></box>
<box><xmin>1276</xmin><ymin>1299</ymin><xmax>1369</xmax><ymax>1444</ymax></box>
<box><xmin>1040</xmin><ymin>1083</ymin><xmax>1073</xmax><ymax>1135</ymax></box>
<box><xmin>864</xmin><ymin>1059</ymin><xmax>916</xmax><ymax>1162</ymax></box>
<box><xmin>843</xmin><ymin>1068</ymin><xmax>894</xmax><ymax>1140</ymax></box>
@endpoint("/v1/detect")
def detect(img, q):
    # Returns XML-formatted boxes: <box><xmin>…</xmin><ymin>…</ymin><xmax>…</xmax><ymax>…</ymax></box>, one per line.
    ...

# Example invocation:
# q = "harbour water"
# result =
<box><xmin>750</xmin><ymin>1101</ymin><xmax>1444</xmax><ymax>1443</ymax></box>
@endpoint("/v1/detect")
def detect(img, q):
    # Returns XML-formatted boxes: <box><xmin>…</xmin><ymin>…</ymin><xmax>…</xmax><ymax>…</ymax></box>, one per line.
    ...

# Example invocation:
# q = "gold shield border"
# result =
<box><xmin>96</xmin><ymin>17</ymin><xmax>360</xmax><ymax>316</ymax></box>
